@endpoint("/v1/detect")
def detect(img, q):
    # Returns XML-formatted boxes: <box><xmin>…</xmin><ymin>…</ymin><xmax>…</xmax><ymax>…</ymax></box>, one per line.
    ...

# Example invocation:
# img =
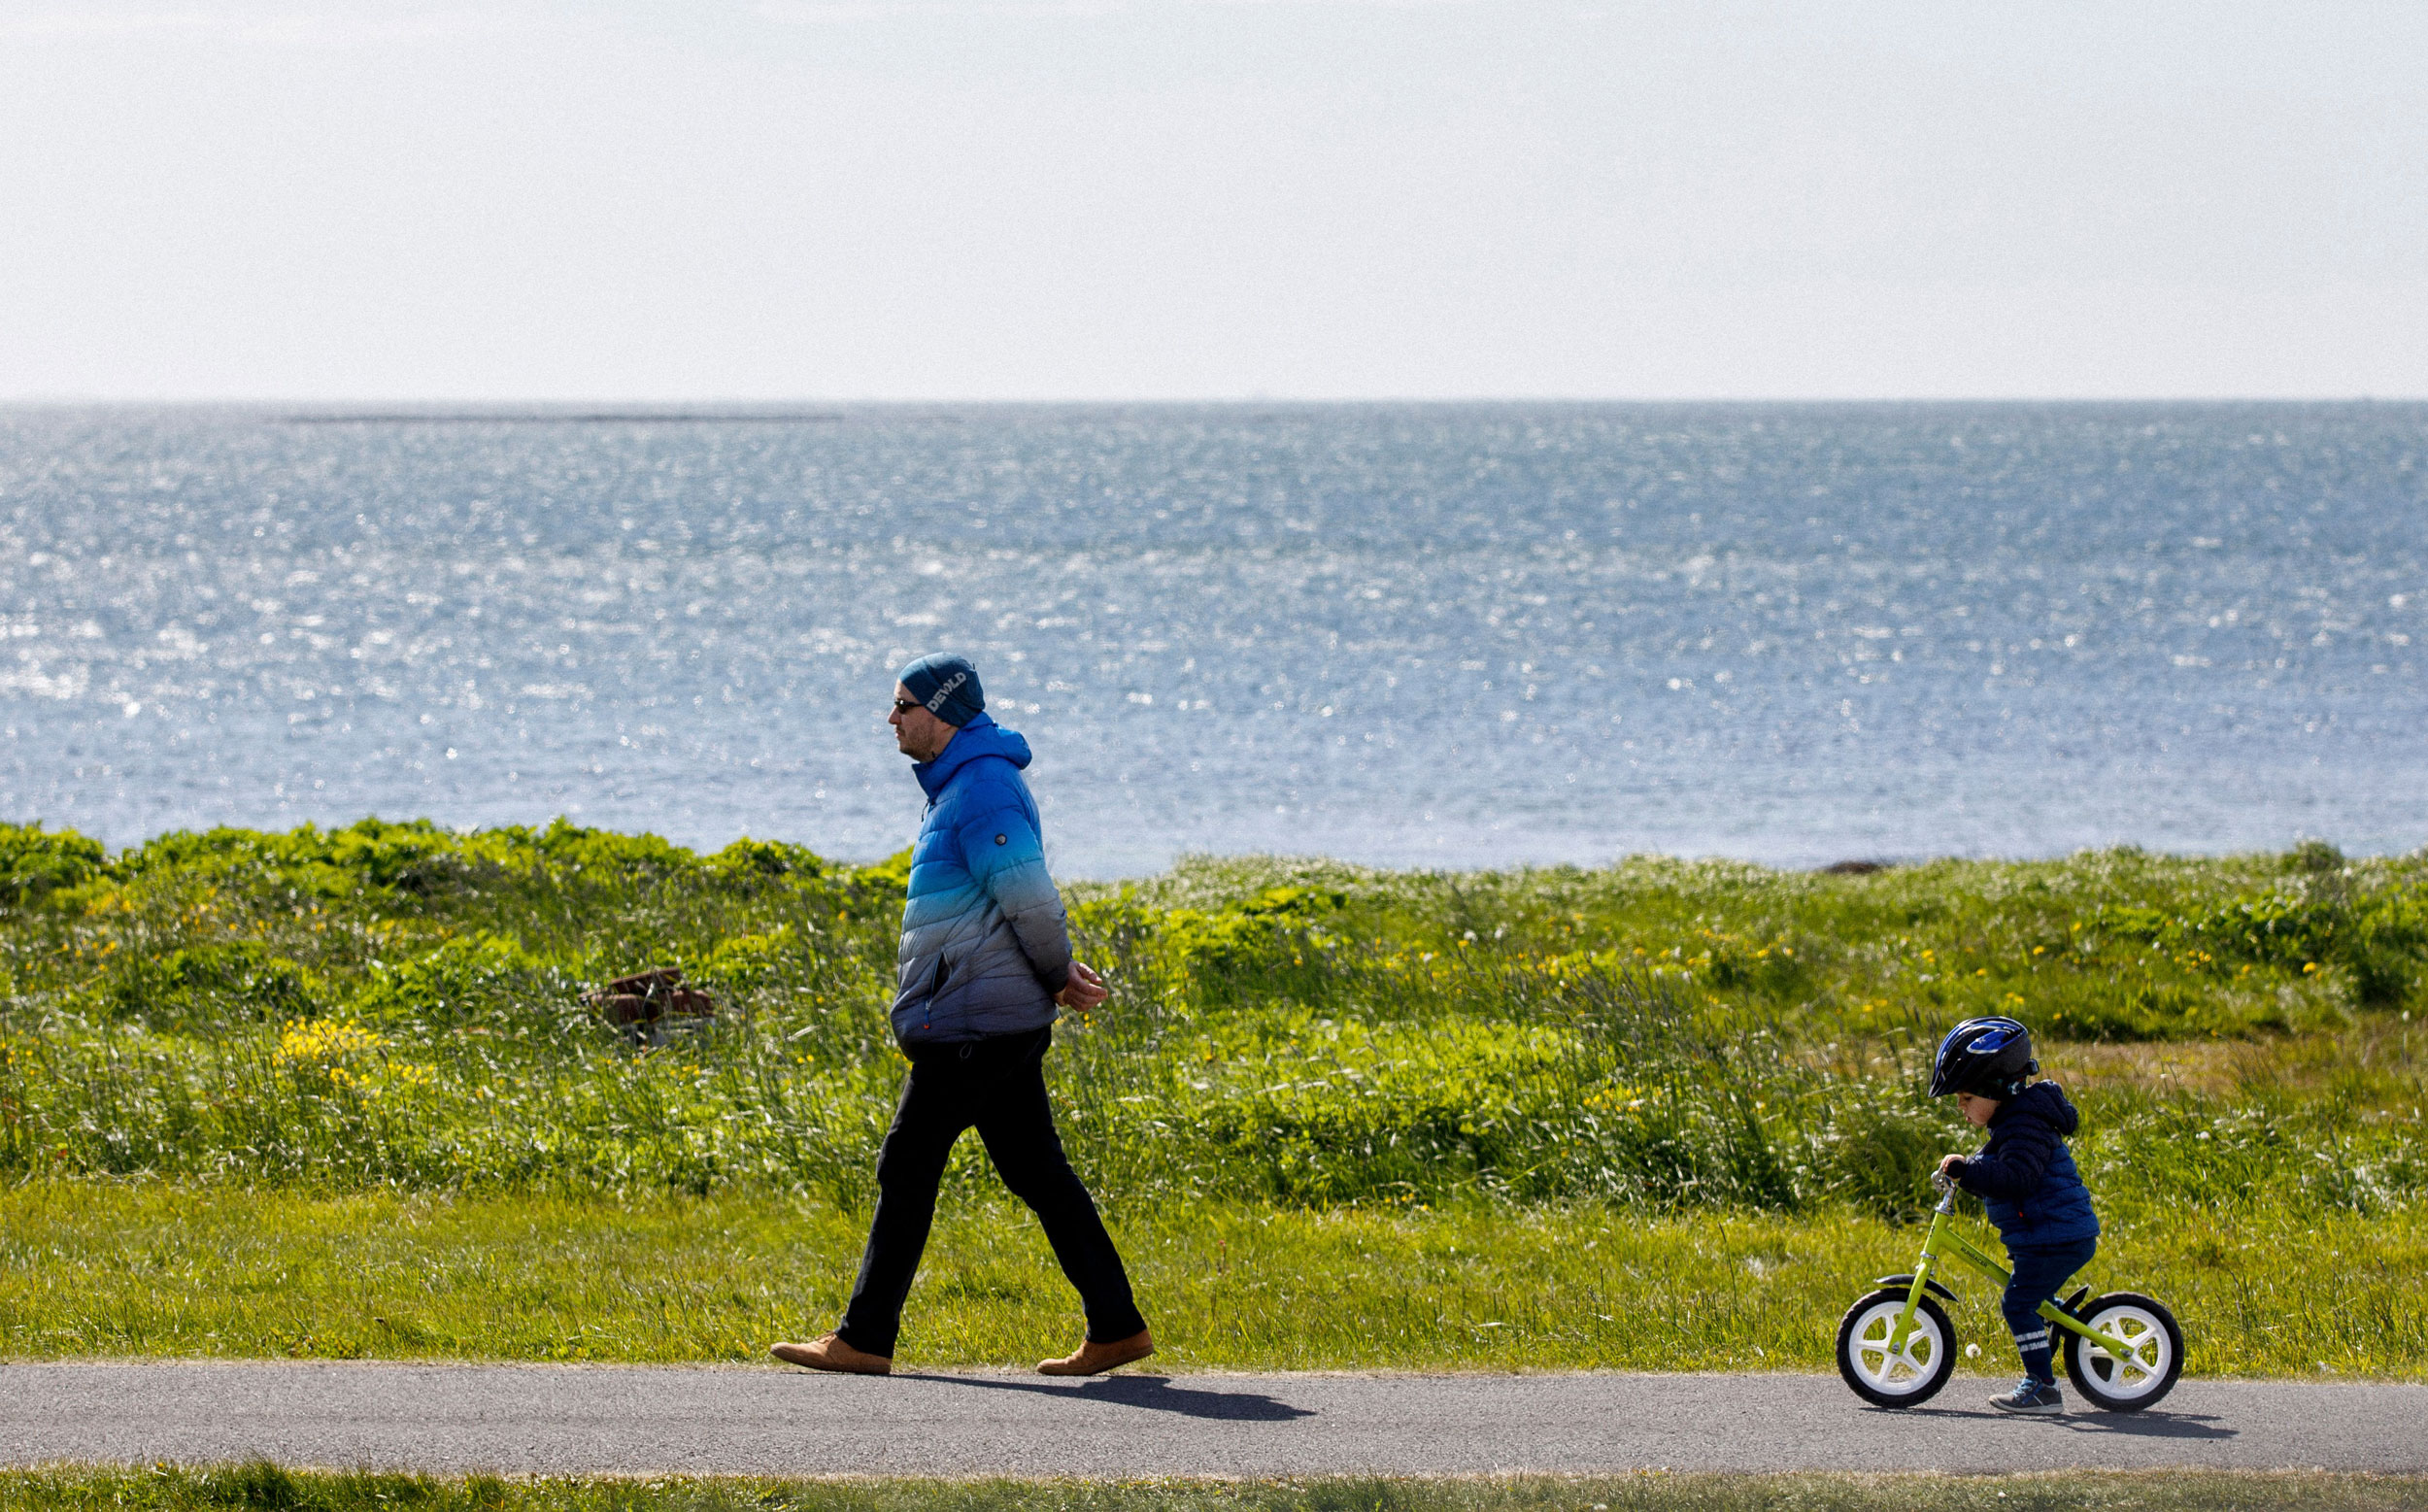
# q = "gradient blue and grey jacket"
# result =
<box><xmin>891</xmin><ymin>712</ymin><xmax>1072</xmax><ymax>1046</ymax></box>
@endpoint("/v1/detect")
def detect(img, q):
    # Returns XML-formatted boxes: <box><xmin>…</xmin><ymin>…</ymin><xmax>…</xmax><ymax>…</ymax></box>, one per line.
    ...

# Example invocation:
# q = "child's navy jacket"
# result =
<box><xmin>1953</xmin><ymin>1081</ymin><xmax>2101</xmax><ymax>1249</ymax></box>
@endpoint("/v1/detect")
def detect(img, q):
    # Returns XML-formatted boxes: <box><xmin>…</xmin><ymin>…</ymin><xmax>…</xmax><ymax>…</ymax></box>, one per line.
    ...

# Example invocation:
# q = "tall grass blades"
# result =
<box><xmin>0</xmin><ymin>821</ymin><xmax>2420</xmax><ymax>1221</ymax></box>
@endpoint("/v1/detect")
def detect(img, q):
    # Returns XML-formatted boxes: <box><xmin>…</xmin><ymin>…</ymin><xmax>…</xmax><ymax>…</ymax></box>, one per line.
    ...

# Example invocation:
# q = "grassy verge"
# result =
<box><xmin>6</xmin><ymin>1466</ymin><xmax>2428</xmax><ymax>1512</ymax></box>
<box><xmin>3</xmin><ymin>821</ymin><xmax>2423</xmax><ymax>1215</ymax></box>
<box><xmin>2</xmin><ymin>821</ymin><xmax>2422</xmax><ymax>1375</ymax></box>
<box><xmin>6</xmin><ymin>1184</ymin><xmax>2423</xmax><ymax>1375</ymax></box>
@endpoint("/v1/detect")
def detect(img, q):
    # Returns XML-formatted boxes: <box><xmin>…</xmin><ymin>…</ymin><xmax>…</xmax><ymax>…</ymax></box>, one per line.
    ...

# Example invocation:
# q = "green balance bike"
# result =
<box><xmin>1835</xmin><ymin>1172</ymin><xmax>2184</xmax><ymax>1411</ymax></box>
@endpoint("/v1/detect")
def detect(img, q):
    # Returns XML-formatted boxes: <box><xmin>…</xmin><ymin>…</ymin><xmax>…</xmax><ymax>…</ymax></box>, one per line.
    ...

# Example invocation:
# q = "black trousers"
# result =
<box><xmin>835</xmin><ymin>1026</ymin><xmax>1145</xmax><ymax>1358</ymax></box>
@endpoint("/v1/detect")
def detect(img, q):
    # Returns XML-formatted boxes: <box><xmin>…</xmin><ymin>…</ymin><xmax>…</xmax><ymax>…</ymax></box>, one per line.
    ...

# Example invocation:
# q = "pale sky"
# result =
<box><xmin>3</xmin><ymin>0</ymin><xmax>2424</xmax><ymax>401</ymax></box>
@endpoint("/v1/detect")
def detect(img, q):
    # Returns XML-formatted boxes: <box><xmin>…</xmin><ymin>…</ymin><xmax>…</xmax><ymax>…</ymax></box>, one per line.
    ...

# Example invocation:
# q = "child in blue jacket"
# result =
<box><xmin>1931</xmin><ymin>1016</ymin><xmax>2101</xmax><ymax>1415</ymax></box>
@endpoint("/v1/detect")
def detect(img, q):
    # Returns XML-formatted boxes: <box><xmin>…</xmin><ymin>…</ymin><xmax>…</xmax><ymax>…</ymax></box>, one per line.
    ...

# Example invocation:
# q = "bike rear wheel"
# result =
<box><xmin>2061</xmin><ymin>1292</ymin><xmax>2184</xmax><ymax>1411</ymax></box>
<box><xmin>1837</xmin><ymin>1288</ymin><xmax>1957</xmax><ymax>1407</ymax></box>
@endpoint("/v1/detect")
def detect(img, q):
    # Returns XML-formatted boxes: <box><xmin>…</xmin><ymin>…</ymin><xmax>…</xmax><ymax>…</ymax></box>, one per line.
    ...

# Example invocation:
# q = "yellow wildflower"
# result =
<box><xmin>275</xmin><ymin>1019</ymin><xmax>387</xmax><ymax>1066</ymax></box>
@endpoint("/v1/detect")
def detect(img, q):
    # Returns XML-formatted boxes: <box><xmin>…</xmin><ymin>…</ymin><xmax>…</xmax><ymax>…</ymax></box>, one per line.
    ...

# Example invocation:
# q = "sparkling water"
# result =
<box><xmin>4</xmin><ymin>402</ymin><xmax>2421</xmax><ymax>876</ymax></box>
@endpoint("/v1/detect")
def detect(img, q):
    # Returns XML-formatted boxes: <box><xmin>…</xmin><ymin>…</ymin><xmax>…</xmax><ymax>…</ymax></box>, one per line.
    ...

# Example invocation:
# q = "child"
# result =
<box><xmin>1930</xmin><ymin>1015</ymin><xmax>2101</xmax><ymax>1414</ymax></box>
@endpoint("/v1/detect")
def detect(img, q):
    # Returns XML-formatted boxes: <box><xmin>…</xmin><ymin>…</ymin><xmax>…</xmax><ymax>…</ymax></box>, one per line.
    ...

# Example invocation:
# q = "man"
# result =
<box><xmin>770</xmin><ymin>653</ymin><xmax>1154</xmax><ymax>1377</ymax></box>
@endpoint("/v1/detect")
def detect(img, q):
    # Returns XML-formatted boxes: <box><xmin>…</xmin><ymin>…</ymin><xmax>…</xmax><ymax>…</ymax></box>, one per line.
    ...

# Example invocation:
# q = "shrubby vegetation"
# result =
<box><xmin>2</xmin><ymin>819</ymin><xmax>2421</xmax><ymax>1224</ymax></box>
<box><xmin>12</xmin><ymin>1463</ymin><xmax>2428</xmax><ymax>1512</ymax></box>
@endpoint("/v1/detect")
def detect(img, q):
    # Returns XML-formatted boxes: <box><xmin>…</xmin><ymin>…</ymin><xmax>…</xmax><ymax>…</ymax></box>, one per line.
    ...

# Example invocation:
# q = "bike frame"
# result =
<box><xmin>1890</xmin><ymin>1178</ymin><xmax>2140</xmax><ymax>1361</ymax></box>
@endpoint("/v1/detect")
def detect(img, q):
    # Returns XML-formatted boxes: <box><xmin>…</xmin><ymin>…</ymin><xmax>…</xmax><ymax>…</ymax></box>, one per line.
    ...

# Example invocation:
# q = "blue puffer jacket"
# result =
<box><xmin>1953</xmin><ymin>1081</ymin><xmax>2102</xmax><ymax>1249</ymax></box>
<box><xmin>891</xmin><ymin>713</ymin><xmax>1072</xmax><ymax>1046</ymax></box>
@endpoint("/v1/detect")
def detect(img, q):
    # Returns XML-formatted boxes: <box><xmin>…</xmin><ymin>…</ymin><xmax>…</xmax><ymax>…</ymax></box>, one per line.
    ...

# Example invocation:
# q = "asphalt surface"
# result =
<box><xmin>5</xmin><ymin>1363</ymin><xmax>2422</xmax><ymax>1477</ymax></box>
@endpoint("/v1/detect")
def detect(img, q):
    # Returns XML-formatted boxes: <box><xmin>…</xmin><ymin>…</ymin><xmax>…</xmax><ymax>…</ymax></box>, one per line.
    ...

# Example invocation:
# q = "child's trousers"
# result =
<box><xmin>2003</xmin><ymin>1237</ymin><xmax>2098</xmax><ymax>1385</ymax></box>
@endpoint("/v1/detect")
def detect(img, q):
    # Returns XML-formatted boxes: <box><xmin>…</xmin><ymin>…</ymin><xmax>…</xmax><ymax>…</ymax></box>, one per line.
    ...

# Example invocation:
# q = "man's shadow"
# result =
<box><xmin>904</xmin><ymin>1372</ymin><xmax>1315</xmax><ymax>1423</ymax></box>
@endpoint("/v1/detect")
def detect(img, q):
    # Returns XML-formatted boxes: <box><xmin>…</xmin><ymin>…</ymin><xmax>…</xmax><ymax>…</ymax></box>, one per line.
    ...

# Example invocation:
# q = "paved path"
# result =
<box><xmin>4</xmin><ymin>1363</ymin><xmax>2420</xmax><ymax>1478</ymax></box>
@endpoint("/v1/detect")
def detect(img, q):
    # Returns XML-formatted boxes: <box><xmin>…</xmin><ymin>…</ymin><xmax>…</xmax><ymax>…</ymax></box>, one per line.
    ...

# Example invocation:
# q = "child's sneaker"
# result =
<box><xmin>1989</xmin><ymin>1377</ymin><xmax>2064</xmax><ymax>1414</ymax></box>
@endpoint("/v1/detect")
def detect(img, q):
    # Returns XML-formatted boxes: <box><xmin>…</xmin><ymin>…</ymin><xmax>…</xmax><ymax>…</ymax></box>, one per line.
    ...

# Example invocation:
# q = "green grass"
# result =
<box><xmin>3</xmin><ymin>820</ymin><xmax>2422</xmax><ymax>1215</ymax></box>
<box><xmin>6</xmin><ymin>1466</ymin><xmax>2428</xmax><ymax>1512</ymax></box>
<box><xmin>5</xmin><ymin>1184</ymin><xmax>2423</xmax><ymax>1375</ymax></box>
<box><xmin>2</xmin><ymin>819</ymin><xmax>2424</xmax><ymax>1373</ymax></box>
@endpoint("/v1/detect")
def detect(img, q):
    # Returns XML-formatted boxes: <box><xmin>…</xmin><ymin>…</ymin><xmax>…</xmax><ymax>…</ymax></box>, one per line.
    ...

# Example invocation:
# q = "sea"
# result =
<box><xmin>2</xmin><ymin>402</ymin><xmax>2421</xmax><ymax>878</ymax></box>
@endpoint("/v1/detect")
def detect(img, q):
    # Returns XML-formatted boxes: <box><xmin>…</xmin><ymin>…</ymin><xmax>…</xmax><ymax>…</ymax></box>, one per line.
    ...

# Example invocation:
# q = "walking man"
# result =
<box><xmin>771</xmin><ymin>654</ymin><xmax>1154</xmax><ymax>1377</ymax></box>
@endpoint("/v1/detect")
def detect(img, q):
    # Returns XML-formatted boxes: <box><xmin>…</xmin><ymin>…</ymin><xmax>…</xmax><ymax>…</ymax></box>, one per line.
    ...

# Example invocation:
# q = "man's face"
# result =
<box><xmin>888</xmin><ymin>682</ymin><xmax>956</xmax><ymax>761</ymax></box>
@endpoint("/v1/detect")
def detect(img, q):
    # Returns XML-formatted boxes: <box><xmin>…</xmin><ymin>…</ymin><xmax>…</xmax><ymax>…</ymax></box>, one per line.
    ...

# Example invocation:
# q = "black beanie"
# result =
<box><xmin>896</xmin><ymin>653</ymin><xmax>985</xmax><ymax>726</ymax></box>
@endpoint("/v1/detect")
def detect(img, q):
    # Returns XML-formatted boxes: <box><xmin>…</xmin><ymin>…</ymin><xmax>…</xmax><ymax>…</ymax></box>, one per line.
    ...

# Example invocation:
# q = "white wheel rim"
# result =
<box><xmin>1848</xmin><ymin>1301</ymin><xmax>1945</xmax><ymax>1396</ymax></box>
<box><xmin>2079</xmin><ymin>1305</ymin><xmax>2173</xmax><ymax>1399</ymax></box>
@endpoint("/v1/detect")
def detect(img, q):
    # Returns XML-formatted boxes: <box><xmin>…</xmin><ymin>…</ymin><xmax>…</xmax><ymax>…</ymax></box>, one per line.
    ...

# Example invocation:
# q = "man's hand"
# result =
<box><xmin>1057</xmin><ymin>960</ymin><xmax>1109</xmax><ymax>1012</ymax></box>
<box><xmin>1937</xmin><ymin>1153</ymin><xmax>1968</xmax><ymax>1178</ymax></box>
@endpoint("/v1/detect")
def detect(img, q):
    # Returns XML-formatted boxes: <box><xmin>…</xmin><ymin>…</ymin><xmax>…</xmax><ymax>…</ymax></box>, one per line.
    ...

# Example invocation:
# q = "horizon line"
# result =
<box><xmin>6</xmin><ymin>394</ymin><xmax>2427</xmax><ymax>412</ymax></box>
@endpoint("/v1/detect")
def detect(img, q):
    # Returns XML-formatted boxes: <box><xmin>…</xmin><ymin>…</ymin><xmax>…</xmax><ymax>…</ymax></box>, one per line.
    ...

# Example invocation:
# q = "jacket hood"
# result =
<box><xmin>1993</xmin><ymin>1080</ymin><xmax>2079</xmax><ymax>1138</ymax></box>
<box><xmin>914</xmin><ymin>711</ymin><xmax>1031</xmax><ymax>799</ymax></box>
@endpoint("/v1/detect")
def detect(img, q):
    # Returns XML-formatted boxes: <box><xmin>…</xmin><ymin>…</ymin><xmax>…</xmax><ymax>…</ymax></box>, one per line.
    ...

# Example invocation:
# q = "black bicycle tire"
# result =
<box><xmin>1836</xmin><ymin>1288</ymin><xmax>1958</xmax><ymax>1408</ymax></box>
<box><xmin>2061</xmin><ymin>1291</ymin><xmax>2185</xmax><ymax>1412</ymax></box>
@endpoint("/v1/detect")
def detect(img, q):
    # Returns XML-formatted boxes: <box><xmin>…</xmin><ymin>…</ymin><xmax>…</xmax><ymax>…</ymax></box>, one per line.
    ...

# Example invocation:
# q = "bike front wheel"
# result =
<box><xmin>2061</xmin><ymin>1292</ymin><xmax>2184</xmax><ymax>1411</ymax></box>
<box><xmin>1836</xmin><ymin>1288</ymin><xmax>1957</xmax><ymax>1407</ymax></box>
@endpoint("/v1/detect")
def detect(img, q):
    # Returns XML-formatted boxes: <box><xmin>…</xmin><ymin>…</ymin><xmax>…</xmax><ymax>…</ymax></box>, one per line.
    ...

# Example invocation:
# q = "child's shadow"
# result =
<box><xmin>1911</xmin><ymin>1405</ymin><xmax>2236</xmax><ymax>1440</ymax></box>
<box><xmin>903</xmin><ymin>1372</ymin><xmax>1315</xmax><ymax>1423</ymax></box>
<box><xmin>2058</xmin><ymin>1410</ymin><xmax>2236</xmax><ymax>1441</ymax></box>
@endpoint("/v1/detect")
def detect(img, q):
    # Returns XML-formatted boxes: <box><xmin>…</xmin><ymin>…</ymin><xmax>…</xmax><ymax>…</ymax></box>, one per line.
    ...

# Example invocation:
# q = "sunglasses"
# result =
<box><xmin>890</xmin><ymin>697</ymin><xmax>925</xmax><ymax>716</ymax></box>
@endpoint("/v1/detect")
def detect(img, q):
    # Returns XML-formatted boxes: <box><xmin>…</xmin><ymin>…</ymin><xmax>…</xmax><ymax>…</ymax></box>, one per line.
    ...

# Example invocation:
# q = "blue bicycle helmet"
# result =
<box><xmin>1928</xmin><ymin>1016</ymin><xmax>2037</xmax><ymax>1098</ymax></box>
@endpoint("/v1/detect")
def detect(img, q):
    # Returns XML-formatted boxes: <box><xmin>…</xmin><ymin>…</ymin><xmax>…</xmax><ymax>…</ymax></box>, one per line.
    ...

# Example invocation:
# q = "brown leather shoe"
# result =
<box><xmin>1037</xmin><ymin>1327</ymin><xmax>1155</xmax><ymax>1376</ymax></box>
<box><xmin>769</xmin><ymin>1333</ymin><xmax>892</xmax><ymax>1375</ymax></box>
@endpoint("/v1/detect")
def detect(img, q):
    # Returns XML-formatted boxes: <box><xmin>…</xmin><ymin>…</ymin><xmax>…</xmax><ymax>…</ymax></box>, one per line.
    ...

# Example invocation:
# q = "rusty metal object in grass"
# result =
<box><xmin>583</xmin><ymin>966</ymin><xmax>716</xmax><ymax>1044</ymax></box>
